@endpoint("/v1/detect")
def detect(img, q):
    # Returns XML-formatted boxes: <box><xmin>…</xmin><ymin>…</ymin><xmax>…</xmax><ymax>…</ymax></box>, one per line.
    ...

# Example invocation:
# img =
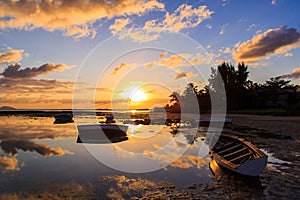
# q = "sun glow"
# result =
<box><xmin>130</xmin><ymin>89</ymin><xmax>147</xmax><ymax>102</ymax></box>
<box><xmin>121</xmin><ymin>87</ymin><xmax>148</xmax><ymax>103</ymax></box>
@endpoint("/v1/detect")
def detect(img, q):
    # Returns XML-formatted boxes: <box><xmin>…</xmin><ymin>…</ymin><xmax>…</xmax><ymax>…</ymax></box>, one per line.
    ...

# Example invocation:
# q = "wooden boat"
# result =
<box><xmin>210</xmin><ymin>134</ymin><xmax>267</xmax><ymax>176</ymax></box>
<box><xmin>77</xmin><ymin>124</ymin><xmax>128</xmax><ymax>143</ymax></box>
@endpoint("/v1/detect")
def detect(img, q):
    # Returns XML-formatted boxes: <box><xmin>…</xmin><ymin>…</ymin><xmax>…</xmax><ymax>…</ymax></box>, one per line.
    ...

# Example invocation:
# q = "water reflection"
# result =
<box><xmin>0</xmin><ymin>115</ymin><xmax>214</xmax><ymax>198</ymax></box>
<box><xmin>0</xmin><ymin>116</ymin><xmax>76</xmax><ymax>172</ymax></box>
<box><xmin>0</xmin><ymin>156</ymin><xmax>19</xmax><ymax>171</ymax></box>
<box><xmin>1</xmin><ymin>139</ymin><xmax>73</xmax><ymax>156</ymax></box>
<box><xmin>76</xmin><ymin>122</ymin><xmax>213</xmax><ymax>173</ymax></box>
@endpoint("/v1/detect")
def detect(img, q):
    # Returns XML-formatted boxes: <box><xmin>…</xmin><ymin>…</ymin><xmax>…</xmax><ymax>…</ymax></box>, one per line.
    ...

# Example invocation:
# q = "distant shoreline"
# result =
<box><xmin>0</xmin><ymin>109</ymin><xmax>149</xmax><ymax>117</ymax></box>
<box><xmin>0</xmin><ymin>109</ymin><xmax>299</xmax><ymax>117</ymax></box>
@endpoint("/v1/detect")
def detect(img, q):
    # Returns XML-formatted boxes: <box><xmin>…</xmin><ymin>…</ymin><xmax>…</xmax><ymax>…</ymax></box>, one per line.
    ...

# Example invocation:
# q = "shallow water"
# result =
<box><xmin>0</xmin><ymin>115</ymin><xmax>299</xmax><ymax>199</ymax></box>
<box><xmin>0</xmin><ymin>115</ymin><xmax>213</xmax><ymax>198</ymax></box>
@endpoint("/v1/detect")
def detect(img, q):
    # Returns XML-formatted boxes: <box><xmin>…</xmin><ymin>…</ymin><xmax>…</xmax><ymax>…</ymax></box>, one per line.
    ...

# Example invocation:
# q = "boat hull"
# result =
<box><xmin>210</xmin><ymin>134</ymin><xmax>267</xmax><ymax>176</ymax></box>
<box><xmin>77</xmin><ymin>124</ymin><xmax>128</xmax><ymax>143</ymax></box>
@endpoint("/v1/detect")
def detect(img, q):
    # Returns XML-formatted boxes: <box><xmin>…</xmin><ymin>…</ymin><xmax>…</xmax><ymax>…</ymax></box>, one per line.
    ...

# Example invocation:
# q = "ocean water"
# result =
<box><xmin>0</xmin><ymin>114</ymin><xmax>215</xmax><ymax>198</ymax></box>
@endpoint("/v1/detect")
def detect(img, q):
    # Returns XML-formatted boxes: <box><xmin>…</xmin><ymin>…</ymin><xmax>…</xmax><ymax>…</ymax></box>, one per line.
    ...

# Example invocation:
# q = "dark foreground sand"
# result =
<box><xmin>228</xmin><ymin>114</ymin><xmax>300</xmax><ymax>140</ymax></box>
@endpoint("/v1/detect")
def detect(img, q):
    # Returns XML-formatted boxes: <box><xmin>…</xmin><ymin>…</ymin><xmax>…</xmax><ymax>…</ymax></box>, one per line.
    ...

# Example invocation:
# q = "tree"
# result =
<box><xmin>208</xmin><ymin>62</ymin><xmax>252</xmax><ymax>110</ymax></box>
<box><xmin>265</xmin><ymin>76</ymin><xmax>293</xmax><ymax>89</ymax></box>
<box><xmin>181</xmin><ymin>83</ymin><xmax>199</xmax><ymax>113</ymax></box>
<box><xmin>257</xmin><ymin>76</ymin><xmax>298</xmax><ymax>108</ymax></box>
<box><xmin>167</xmin><ymin>91</ymin><xmax>181</xmax><ymax>113</ymax></box>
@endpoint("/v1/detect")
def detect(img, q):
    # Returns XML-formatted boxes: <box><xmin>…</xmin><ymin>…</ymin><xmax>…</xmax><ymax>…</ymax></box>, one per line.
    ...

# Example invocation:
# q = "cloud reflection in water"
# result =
<box><xmin>0</xmin><ymin>116</ymin><xmax>75</xmax><ymax>172</ymax></box>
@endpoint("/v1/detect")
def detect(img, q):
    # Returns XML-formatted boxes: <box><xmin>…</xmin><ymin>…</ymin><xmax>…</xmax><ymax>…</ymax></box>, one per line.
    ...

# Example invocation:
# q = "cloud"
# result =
<box><xmin>154</xmin><ymin>4</ymin><xmax>213</xmax><ymax>32</ymax></box>
<box><xmin>284</xmin><ymin>52</ymin><xmax>293</xmax><ymax>57</ymax></box>
<box><xmin>145</xmin><ymin>52</ymin><xmax>210</xmax><ymax>69</ymax></box>
<box><xmin>0</xmin><ymin>47</ymin><xmax>25</xmax><ymax>64</ymax></box>
<box><xmin>159</xmin><ymin>54</ymin><xmax>188</xmax><ymax>68</ymax></box>
<box><xmin>206</xmin><ymin>24</ymin><xmax>212</xmax><ymax>29</ymax></box>
<box><xmin>246</xmin><ymin>24</ymin><xmax>259</xmax><ymax>31</ymax></box>
<box><xmin>233</xmin><ymin>26</ymin><xmax>300</xmax><ymax>63</ymax></box>
<box><xmin>0</xmin><ymin>76</ymin><xmax>92</xmax><ymax>109</ymax></box>
<box><xmin>0</xmin><ymin>0</ymin><xmax>164</xmax><ymax>39</ymax></box>
<box><xmin>223</xmin><ymin>47</ymin><xmax>231</xmax><ymax>54</ymax></box>
<box><xmin>271</xmin><ymin>0</ymin><xmax>277</xmax><ymax>5</ymax></box>
<box><xmin>0</xmin><ymin>78</ymin><xmax>75</xmax><ymax>94</ymax></box>
<box><xmin>219</xmin><ymin>24</ymin><xmax>228</xmax><ymax>35</ymax></box>
<box><xmin>222</xmin><ymin>0</ymin><xmax>230</xmax><ymax>6</ymax></box>
<box><xmin>174</xmin><ymin>71</ymin><xmax>195</xmax><ymax>80</ymax></box>
<box><xmin>1</xmin><ymin>63</ymin><xmax>73</xmax><ymax>79</ymax></box>
<box><xmin>0</xmin><ymin>80</ymin><xmax>73</xmax><ymax>108</ymax></box>
<box><xmin>111</xmin><ymin>62</ymin><xmax>137</xmax><ymax>75</ymax></box>
<box><xmin>0</xmin><ymin>139</ymin><xmax>73</xmax><ymax>156</ymax></box>
<box><xmin>0</xmin><ymin>156</ymin><xmax>19</xmax><ymax>171</ymax></box>
<box><xmin>109</xmin><ymin>18</ymin><xmax>131</xmax><ymax>35</ymax></box>
<box><xmin>120</xmin><ymin>4</ymin><xmax>213</xmax><ymax>42</ymax></box>
<box><xmin>281</xmin><ymin>68</ymin><xmax>300</xmax><ymax>79</ymax></box>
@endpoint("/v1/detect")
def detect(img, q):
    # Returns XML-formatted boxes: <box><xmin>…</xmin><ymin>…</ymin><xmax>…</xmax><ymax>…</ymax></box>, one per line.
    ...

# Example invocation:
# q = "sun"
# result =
<box><xmin>130</xmin><ymin>89</ymin><xmax>147</xmax><ymax>102</ymax></box>
<box><xmin>121</xmin><ymin>86</ymin><xmax>148</xmax><ymax>103</ymax></box>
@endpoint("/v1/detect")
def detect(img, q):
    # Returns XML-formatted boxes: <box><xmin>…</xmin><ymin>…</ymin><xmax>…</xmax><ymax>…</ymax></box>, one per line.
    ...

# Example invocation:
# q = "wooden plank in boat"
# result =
<box><xmin>230</xmin><ymin>151</ymin><xmax>253</xmax><ymax>163</ymax></box>
<box><xmin>217</xmin><ymin>144</ymin><xmax>242</xmax><ymax>155</ymax></box>
<box><xmin>223</xmin><ymin>147</ymin><xmax>249</xmax><ymax>158</ymax></box>
<box><xmin>215</xmin><ymin>141</ymin><xmax>235</xmax><ymax>151</ymax></box>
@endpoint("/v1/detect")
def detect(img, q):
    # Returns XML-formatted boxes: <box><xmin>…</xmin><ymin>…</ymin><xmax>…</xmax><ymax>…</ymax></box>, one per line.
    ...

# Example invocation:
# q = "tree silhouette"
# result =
<box><xmin>165</xmin><ymin>63</ymin><xmax>300</xmax><ymax>114</ymax></box>
<box><xmin>208</xmin><ymin>62</ymin><xmax>251</xmax><ymax>110</ymax></box>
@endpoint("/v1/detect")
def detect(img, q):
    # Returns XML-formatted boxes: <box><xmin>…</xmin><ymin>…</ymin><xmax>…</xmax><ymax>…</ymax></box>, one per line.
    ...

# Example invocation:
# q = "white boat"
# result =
<box><xmin>77</xmin><ymin>124</ymin><xmax>128</xmax><ymax>143</ymax></box>
<box><xmin>210</xmin><ymin>134</ymin><xmax>267</xmax><ymax>176</ymax></box>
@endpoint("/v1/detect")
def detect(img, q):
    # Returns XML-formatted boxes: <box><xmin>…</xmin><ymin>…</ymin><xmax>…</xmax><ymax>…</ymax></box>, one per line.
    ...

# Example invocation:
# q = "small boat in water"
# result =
<box><xmin>210</xmin><ymin>134</ymin><xmax>267</xmax><ymax>176</ymax></box>
<box><xmin>77</xmin><ymin>124</ymin><xmax>128</xmax><ymax>143</ymax></box>
<box><xmin>76</xmin><ymin>114</ymin><xmax>128</xmax><ymax>143</ymax></box>
<box><xmin>54</xmin><ymin>114</ymin><xmax>74</xmax><ymax>124</ymax></box>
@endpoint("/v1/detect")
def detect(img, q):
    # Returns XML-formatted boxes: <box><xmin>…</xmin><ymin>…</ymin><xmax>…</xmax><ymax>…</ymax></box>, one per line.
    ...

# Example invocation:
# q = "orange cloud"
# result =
<box><xmin>1</xmin><ymin>63</ymin><xmax>73</xmax><ymax>79</ymax></box>
<box><xmin>174</xmin><ymin>71</ymin><xmax>195</xmax><ymax>80</ymax></box>
<box><xmin>119</xmin><ymin>4</ymin><xmax>213</xmax><ymax>42</ymax></box>
<box><xmin>111</xmin><ymin>62</ymin><xmax>137</xmax><ymax>75</ymax></box>
<box><xmin>0</xmin><ymin>77</ymin><xmax>78</xmax><ymax>108</ymax></box>
<box><xmin>0</xmin><ymin>47</ymin><xmax>25</xmax><ymax>64</ymax></box>
<box><xmin>233</xmin><ymin>26</ymin><xmax>300</xmax><ymax>63</ymax></box>
<box><xmin>0</xmin><ymin>59</ymin><xmax>77</xmax><ymax>108</ymax></box>
<box><xmin>157</xmin><ymin>4</ymin><xmax>213</xmax><ymax>32</ymax></box>
<box><xmin>109</xmin><ymin>18</ymin><xmax>131</xmax><ymax>35</ymax></box>
<box><xmin>281</xmin><ymin>68</ymin><xmax>300</xmax><ymax>79</ymax></box>
<box><xmin>160</xmin><ymin>54</ymin><xmax>186</xmax><ymax>68</ymax></box>
<box><xmin>0</xmin><ymin>0</ymin><xmax>164</xmax><ymax>39</ymax></box>
<box><xmin>145</xmin><ymin>52</ymin><xmax>209</xmax><ymax>69</ymax></box>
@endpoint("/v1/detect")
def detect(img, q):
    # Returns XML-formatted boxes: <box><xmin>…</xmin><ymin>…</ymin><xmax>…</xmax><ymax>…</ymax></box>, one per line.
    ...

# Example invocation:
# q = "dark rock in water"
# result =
<box><xmin>0</xmin><ymin>106</ymin><xmax>16</xmax><ymax>110</ymax></box>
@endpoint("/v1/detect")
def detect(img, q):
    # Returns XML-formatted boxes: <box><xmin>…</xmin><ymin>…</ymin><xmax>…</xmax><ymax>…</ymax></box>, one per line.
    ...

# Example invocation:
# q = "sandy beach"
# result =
<box><xmin>228</xmin><ymin>114</ymin><xmax>300</xmax><ymax>140</ymax></box>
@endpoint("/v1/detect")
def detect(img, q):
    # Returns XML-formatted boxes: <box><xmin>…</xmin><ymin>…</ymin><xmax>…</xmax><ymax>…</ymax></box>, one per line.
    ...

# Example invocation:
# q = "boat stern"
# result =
<box><xmin>237</xmin><ymin>156</ymin><xmax>268</xmax><ymax>176</ymax></box>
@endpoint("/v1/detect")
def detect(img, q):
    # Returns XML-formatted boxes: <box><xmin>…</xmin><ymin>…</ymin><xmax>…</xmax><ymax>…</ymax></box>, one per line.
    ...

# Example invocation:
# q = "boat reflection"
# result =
<box><xmin>76</xmin><ymin>135</ymin><xmax>128</xmax><ymax>144</ymax></box>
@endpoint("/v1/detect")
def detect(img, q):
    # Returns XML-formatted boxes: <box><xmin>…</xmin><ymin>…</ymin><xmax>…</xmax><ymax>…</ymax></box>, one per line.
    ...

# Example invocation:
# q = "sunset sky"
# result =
<box><xmin>1</xmin><ymin>0</ymin><xmax>300</xmax><ymax>109</ymax></box>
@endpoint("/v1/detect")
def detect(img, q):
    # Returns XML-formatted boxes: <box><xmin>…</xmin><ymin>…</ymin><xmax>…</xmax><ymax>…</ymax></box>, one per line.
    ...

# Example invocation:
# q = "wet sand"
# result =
<box><xmin>222</xmin><ymin>114</ymin><xmax>300</xmax><ymax>199</ymax></box>
<box><xmin>228</xmin><ymin>114</ymin><xmax>300</xmax><ymax>140</ymax></box>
